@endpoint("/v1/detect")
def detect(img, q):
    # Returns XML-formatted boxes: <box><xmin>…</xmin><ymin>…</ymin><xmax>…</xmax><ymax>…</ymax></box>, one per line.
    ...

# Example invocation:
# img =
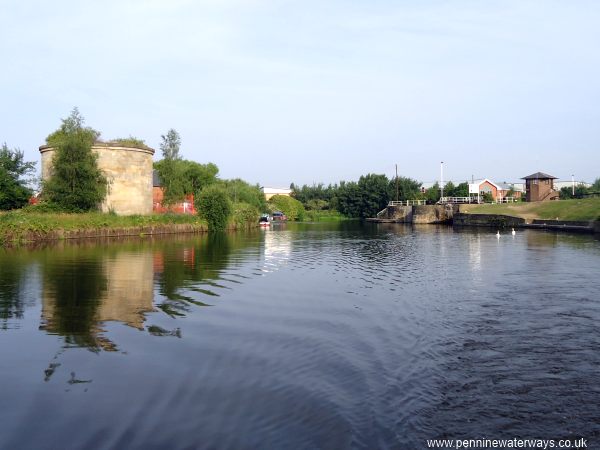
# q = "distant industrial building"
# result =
<box><xmin>262</xmin><ymin>187</ymin><xmax>292</xmax><ymax>201</ymax></box>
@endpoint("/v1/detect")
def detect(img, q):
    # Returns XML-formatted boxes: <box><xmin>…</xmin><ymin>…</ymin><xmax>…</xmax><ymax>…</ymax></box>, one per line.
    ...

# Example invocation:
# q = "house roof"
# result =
<box><xmin>468</xmin><ymin>178</ymin><xmax>501</xmax><ymax>192</ymax></box>
<box><xmin>521</xmin><ymin>172</ymin><xmax>557</xmax><ymax>180</ymax></box>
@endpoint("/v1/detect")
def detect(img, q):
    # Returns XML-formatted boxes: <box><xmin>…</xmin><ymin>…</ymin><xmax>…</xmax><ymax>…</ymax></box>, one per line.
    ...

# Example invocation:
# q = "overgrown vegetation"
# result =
<box><xmin>219</xmin><ymin>178</ymin><xmax>266</xmax><ymax>211</ymax></box>
<box><xmin>196</xmin><ymin>185</ymin><xmax>232</xmax><ymax>231</ymax></box>
<box><xmin>291</xmin><ymin>174</ymin><xmax>425</xmax><ymax>219</ymax></box>
<box><xmin>0</xmin><ymin>209</ymin><xmax>206</xmax><ymax>245</ymax></box>
<box><xmin>0</xmin><ymin>143</ymin><xmax>36</xmax><ymax>210</ymax></box>
<box><xmin>106</xmin><ymin>136</ymin><xmax>149</xmax><ymax>148</ymax></box>
<box><xmin>269</xmin><ymin>195</ymin><xmax>305</xmax><ymax>221</ymax></box>
<box><xmin>152</xmin><ymin>128</ymin><xmax>221</xmax><ymax>207</ymax></box>
<box><xmin>232</xmin><ymin>202</ymin><xmax>260</xmax><ymax>227</ymax></box>
<box><xmin>152</xmin><ymin>132</ymin><xmax>262</xmax><ymax>229</ymax></box>
<box><xmin>461</xmin><ymin>197</ymin><xmax>600</xmax><ymax>221</ymax></box>
<box><xmin>155</xmin><ymin>159</ymin><xmax>219</xmax><ymax>205</ymax></box>
<box><xmin>303</xmin><ymin>209</ymin><xmax>348</xmax><ymax>222</ymax></box>
<box><xmin>559</xmin><ymin>178</ymin><xmax>600</xmax><ymax>199</ymax></box>
<box><xmin>43</xmin><ymin>108</ymin><xmax>108</xmax><ymax>212</ymax></box>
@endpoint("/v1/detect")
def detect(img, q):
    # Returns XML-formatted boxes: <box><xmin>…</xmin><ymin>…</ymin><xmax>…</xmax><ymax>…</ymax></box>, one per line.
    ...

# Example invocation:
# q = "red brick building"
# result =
<box><xmin>152</xmin><ymin>170</ymin><xmax>195</xmax><ymax>214</ymax></box>
<box><xmin>522</xmin><ymin>172</ymin><xmax>559</xmax><ymax>202</ymax></box>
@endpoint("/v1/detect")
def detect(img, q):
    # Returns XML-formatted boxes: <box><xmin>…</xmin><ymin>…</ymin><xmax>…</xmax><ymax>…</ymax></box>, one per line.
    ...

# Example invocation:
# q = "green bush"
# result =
<box><xmin>196</xmin><ymin>185</ymin><xmax>231</xmax><ymax>231</ymax></box>
<box><xmin>21</xmin><ymin>202</ymin><xmax>69</xmax><ymax>213</ymax></box>
<box><xmin>269</xmin><ymin>195</ymin><xmax>305</xmax><ymax>221</ymax></box>
<box><xmin>303</xmin><ymin>209</ymin><xmax>346</xmax><ymax>222</ymax></box>
<box><xmin>232</xmin><ymin>202</ymin><xmax>259</xmax><ymax>227</ymax></box>
<box><xmin>219</xmin><ymin>178</ymin><xmax>267</xmax><ymax>211</ymax></box>
<box><xmin>107</xmin><ymin>137</ymin><xmax>149</xmax><ymax>148</ymax></box>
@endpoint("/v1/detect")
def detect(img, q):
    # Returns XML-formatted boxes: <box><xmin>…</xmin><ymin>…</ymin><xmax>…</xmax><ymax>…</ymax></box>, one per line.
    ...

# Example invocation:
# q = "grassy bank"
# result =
<box><xmin>302</xmin><ymin>210</ymin><xmax>349</xmax><ymax>222</ymax></box>
<box><xmin>0</xmin><ymin>209</ymin><xmax>257</xmax><ymax>245</ymax></box>
<box><xmin>460</xmin><ymin>198</ymin><xmax>600</xmax><ymax>221</ymax></box>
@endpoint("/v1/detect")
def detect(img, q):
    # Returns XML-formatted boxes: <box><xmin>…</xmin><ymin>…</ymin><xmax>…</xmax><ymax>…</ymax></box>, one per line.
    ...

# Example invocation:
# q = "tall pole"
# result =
<box><xmin>395</xmin><ymin>164</ymin><xmax>399</xmax><ymax>202</ymax></box>
<box><xmin>440</xmin><ymin>161</ymin><xmax>444</xmax><ymax>201</ymax></box>
<box><xmin>572</xmin><ymin>174</ymin><xmax>575</xmax><ymax>196</ymax></box>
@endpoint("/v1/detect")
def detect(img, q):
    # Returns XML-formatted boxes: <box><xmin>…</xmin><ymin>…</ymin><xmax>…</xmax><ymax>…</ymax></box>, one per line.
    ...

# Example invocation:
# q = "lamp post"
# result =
<box><xmin>572</xmin><ymin>174</ymin><xmax>575</xmax><ymax>196</ymax></box>
<box><xmin>395</xmin><ymin>164</ymin><xmax>399</xmax><ymax>202</ymax></box>
<box><xmin>440</xmin><ymin>161</ymin><xmax>444</xmax><ymax>201</ymax></box>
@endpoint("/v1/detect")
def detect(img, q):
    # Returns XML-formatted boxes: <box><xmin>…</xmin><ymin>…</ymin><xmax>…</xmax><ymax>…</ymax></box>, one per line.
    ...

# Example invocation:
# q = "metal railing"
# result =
<box><xmin>495</xmin><ymin>197</ymin><xmax>517</xmax><ymax>204</ymax></box>
<box><xmin>388</xmin><ymin>200</ymin><xmax>427</xmax><ymax>206</ymax></box>
<box><xmin>439</xmin><ymin>197</ymin><xmax>478</xmax><ymax>204</ymax></box>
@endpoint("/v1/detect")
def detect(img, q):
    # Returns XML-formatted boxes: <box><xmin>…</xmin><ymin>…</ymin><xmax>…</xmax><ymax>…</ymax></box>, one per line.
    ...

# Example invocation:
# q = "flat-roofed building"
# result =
<box><xmin>262</xmin><ymin>187</ymin><xmax>292</xmax><ymax>201</ymax></box>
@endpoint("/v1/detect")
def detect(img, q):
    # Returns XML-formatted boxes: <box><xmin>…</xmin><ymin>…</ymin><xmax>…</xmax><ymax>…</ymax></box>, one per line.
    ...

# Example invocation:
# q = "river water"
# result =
<box><xmin>1</xmin><ymin>223</ymin><xmax>599</xmax><ymax>449</ymax></box>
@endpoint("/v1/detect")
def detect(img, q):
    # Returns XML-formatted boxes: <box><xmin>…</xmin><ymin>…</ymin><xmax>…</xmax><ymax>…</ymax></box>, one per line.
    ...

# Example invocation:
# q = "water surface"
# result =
<box><xmin>1</xmin><ymin>223</ymin><xmax>599</xmax><ymax>449</ymax></box>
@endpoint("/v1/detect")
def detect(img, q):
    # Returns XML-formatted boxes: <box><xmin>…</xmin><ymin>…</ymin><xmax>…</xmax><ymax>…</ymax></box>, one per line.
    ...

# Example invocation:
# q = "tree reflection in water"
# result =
<box><xmin>40</xmin><ymin>248</ymin><xmax>111</xmax><ymax>351</ymax></box>
<box><xmin>31</xmin><ymin>232</ymin><xmax>261</xmax><ymax>349</ymax></box>
<box><xmin>154</xmin><ymin>232</ymin><xmax>243</xmax><ymax>317</ymax></box>
<box><xmin>0</xmin><ymin>254</ymin><xmax>26</xmax><ymax>329</ymax></box>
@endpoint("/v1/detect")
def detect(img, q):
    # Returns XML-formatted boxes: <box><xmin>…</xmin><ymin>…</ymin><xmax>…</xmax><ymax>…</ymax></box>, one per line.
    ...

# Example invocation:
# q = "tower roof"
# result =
<box><xmin>521</xmin><ymin>172</ymin><xmax>557</xmax><ymax>180</ymax></box>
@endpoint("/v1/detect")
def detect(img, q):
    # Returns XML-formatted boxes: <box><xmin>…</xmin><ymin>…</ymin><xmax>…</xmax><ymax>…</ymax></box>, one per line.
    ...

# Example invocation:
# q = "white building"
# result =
<box><xmin>262</xmin><ymin>187</ymin><xmax>293</xmax><ymax>200</ymax></box>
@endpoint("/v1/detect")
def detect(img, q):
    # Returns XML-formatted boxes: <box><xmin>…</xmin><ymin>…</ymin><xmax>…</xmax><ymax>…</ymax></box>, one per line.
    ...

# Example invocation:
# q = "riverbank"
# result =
<box><xmin>0</xmin><ymin>210</ymin><xmax>255</xmax><ymax>246</ymax></box>
<box><xmin>459</xmin><ymin>197</ymin><xmax>600</xmax><ymax>222</ymax></box>
<box><xmin>302</xmin><ymin>210</ymin><xmax>350</xmax><ymax>222</ymax></box>
<box><xmin>456</xmin><ymin>198</ymin><xmax>600</xmax><ymax>233</ymax></box>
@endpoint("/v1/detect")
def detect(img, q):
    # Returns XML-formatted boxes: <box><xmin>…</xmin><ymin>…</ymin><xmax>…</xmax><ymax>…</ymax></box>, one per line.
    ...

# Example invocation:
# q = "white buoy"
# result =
<box><xmin>496</xmin><ymin>230</ymin><xmax>501</xmax><ymax>238</ymax></box>
<box><xmin>512</xmin><ymin>228</ymin><xmax>516</xmax><ymax>236</ymax></box>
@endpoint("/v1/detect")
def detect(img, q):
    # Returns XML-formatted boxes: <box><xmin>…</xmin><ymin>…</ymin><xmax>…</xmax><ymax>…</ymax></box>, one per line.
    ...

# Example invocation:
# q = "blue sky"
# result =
<box><xmin>1</xmin><ymin>0</ymin><xmax>599</xmax><ymax>187</ymax></box>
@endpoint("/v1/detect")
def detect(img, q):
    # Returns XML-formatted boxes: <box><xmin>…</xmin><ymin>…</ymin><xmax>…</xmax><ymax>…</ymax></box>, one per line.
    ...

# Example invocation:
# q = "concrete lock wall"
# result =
<box><xmin>383</xmin><ymin>205</ymin><xmax>413</xmax><ymax>222</ymax></box>
<box><xmin>40</xmin><ymin>143</ymin><xmax>155</xmax><ymax>215</ymax></box>
<box><xmin>412</xmin><ymin>205</ymin><xmax>458</xmax><ymax>224</ymax></box>
<box><xmin>453</xmin><ymin>213</ymin><xmax>526</xmax><ymax>228</ymax></box>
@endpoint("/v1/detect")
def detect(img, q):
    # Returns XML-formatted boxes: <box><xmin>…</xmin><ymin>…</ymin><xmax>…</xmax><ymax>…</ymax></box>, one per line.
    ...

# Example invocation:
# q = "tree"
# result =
<box><xmin>268</xmin><ymin>195</ymin><xmax>305</xmax><ymax>221</ymax></box>
<box><xmin>454</xmin><ymin>182</ymin><xmax>469</xmax><ymax>198</ymax></box>
<box><xmin>443</xmin><ymin>181</ymin><xmax>456</xmax><ymax>197</ymax></box>
<box><xmin>335</xmin><ymin>174</ymin><xmax>391</xmax><ymax>218</ymax></box>
<box><xmin>219</xmin><ymin>178</ymin><xmax>266</xmax><ymax>210</ymax></box>
<box><xmin>196</xmin><ymin>184</ymin><xmax>231</xmax><ymax>231</ymax></box>
<box><xmin>357</xmin><ymin>174</ymin><xmax>391</xmax><ymax>218</ymax></box>
<box><xmin>559</xmin><ymin>184</ymin><xmax>589</xmax><ymax>199</ymax></box>
<box><xmin>388</xmin><ymin>176</ymin><xmax>422</xmax><ymax>201</ymax></box>
<box><xmin>306</xmin><ymin>199</ymin><xmax>329</xmax><ymax>211</ymax></box>
<box><xmin>0</xmin><ymin>143</ymin><xmax>36</xmax><ymax>210</ymax></box>
<box><xmin>337</xmin><ymin>181</ymin><xmax>362</xmax><ymax>218</ymax></box>
<box><xmin>425</xmin><ymin>182</ymin><xmax>441</xmax><ymax>204</ymax></box>
<box><xmin>43</xmin><ymin>108</ymin><xmax>107</xmax><ymax>212</ymax></box>
<box><xmin>154</xmin><ymin>159</ymin><xmax>219</xmax><ymax>205</ymax></box>
<box><xmin>160</xmin><ymin>129</ymin><xmax>181</xmax><ymax>160</ymax></box>
<box><xmin>185</xmin><ymin>161</ymin><xmax>218</xmax><ymax>193</ymax></box>
<box><xmin>46</xmin><ymin>107</ymin><xmax>99</xmax><ymax>148</ymax></box>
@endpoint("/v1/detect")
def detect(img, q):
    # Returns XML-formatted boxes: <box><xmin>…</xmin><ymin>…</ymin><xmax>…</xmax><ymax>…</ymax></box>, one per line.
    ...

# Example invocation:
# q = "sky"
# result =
<box><xmin>1</xmin><ymin>0</ymin><xmax>599</xmax><ymax>187</ymax></box>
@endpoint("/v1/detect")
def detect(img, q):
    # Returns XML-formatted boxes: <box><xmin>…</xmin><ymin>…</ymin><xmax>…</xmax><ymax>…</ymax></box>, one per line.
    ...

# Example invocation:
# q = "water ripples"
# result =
<box><xmin>2</xmin><ymin>226</ymin><xmax>600</xmax><ymax>449</ymax></box>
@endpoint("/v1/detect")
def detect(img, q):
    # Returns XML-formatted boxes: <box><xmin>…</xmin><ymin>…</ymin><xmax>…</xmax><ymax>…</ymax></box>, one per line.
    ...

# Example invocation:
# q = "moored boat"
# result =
<box><xmin>259</xmin><ymin>214</ymin><xmax>271</xmax><ymax>227</ymax></box>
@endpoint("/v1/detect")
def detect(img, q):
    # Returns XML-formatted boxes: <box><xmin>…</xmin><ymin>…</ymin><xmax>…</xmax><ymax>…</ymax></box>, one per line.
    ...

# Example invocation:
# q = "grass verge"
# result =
<box><xmin>302</xmin><ymin>210</ymin><xmax>349</xmax><ymax>222</ymax></box>
<box><xmin>460</xmin><ymin>198</ymin><xmax>600</xmax><ymax>221</ymax></box>
<box><xmin>0</xmin><ymin>209</ymin><xmax>259</xmax><ymax>245</ymax></box>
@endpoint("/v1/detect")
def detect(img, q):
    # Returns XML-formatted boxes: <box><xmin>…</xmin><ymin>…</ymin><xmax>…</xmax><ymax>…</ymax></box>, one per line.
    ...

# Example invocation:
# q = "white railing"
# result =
<box><xmin>376</xmin><ymin>208</ymin><xmax>388</xmax><ymax>218</ymax></box>
<box><xmin>439</xmin><ymin>197</ymin><xmax>479</xmax><ymax>204</ymax></box>
<box><xmin>495</xmin><ymin>197</ymin><xmax>517</xmax><ymax>204</ymax></box>
<box><xmin>388</xmin><ymin>200</ymin><xmax>427</xmax><ymax>206</ymax></box>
